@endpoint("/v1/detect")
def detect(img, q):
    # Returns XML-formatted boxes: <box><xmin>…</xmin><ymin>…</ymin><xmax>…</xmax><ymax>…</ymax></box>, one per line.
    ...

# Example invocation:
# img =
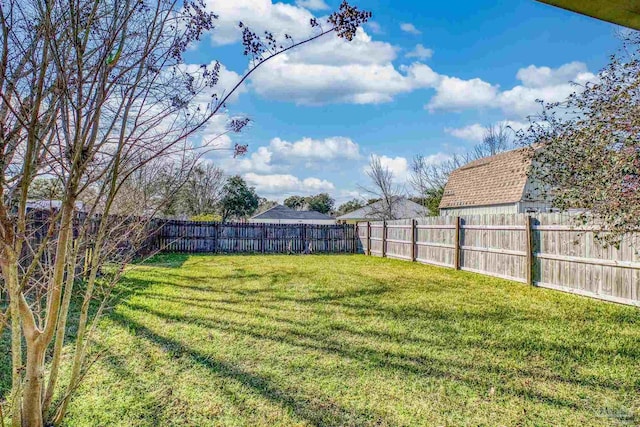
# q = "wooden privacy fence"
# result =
<box><xmin>153</xmin><ymin>220</ymin><xmax>358</xmax><ymax>254</ymax></box>
<box><xmin>358</xmin><ymin>213</ymin><xmax>640</xmax><ymax>307</ymax></box>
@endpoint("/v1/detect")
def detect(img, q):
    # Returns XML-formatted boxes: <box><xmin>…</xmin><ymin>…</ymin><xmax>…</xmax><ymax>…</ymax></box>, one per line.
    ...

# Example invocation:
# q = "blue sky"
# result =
<box><xmin>186</xmin><ymin>0</ymin><xmax>622</xmax><ymax>204</ymax></box>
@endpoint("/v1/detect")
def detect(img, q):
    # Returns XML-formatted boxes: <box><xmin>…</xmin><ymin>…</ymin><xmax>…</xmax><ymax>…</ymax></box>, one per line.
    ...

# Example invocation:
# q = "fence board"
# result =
<box><xmin>153</xmin><ymin>220</ymin><xmax>356</xmax><ymax>254</ymax></box>
<box><xmin>359</xmin><ymin>213</ymin><xmax>640</xmax><ymax>307</ymax></box>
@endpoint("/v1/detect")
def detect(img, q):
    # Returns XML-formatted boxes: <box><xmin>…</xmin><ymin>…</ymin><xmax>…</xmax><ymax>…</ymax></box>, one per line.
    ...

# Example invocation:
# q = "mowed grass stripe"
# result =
<box><xmin>56</xmin><ymin>254</ymin><xmax>639</xmax><ymax>426</ymax></box>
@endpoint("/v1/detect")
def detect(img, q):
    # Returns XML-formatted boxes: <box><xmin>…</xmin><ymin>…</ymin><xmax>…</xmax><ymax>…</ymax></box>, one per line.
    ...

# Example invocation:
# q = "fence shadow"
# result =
<box><xmin>0</xmin><ymin>256</ymin><xmax>163</xmax><ymax>403</ymax></box>
<box><xmin>108</xmin><ymin>311</ymin><xmax>392</xmax><ymax>426</ymax></box>
<box><xmin>5</xmin><ymin>253</ymin><xmax>638</xmax><ymax>425</ymax></box>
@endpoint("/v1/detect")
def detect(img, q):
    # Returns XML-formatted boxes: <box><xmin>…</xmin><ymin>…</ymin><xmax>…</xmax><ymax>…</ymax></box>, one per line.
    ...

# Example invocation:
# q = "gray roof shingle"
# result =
<box><xmin>251</xmin><ymin>204</ymin><xmax>334</xmax><ymax>220</ymax></box>
<box><xmin>336</xmin><ymin>198</ymin><xmax>427</xmax><ymax>220</ymax></box>
<box><xmin>439</xmin><ymin>148</ymin><xmax>533</xmax><ymax>209</ymax></box>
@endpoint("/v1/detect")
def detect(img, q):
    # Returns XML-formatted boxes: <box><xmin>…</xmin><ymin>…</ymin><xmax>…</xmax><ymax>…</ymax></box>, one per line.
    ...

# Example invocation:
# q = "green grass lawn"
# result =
<box><xmin>10</xmin><ymin>254</ymin><xmax>640</xmax><ymax>426</ymax></box>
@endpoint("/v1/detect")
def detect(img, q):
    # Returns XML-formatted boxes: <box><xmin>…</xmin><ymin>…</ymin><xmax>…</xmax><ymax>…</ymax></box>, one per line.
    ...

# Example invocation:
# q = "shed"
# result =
<box><xmin>439</xmin><ymin>147</ymin><xmax>552</xmax><ymax>216</ymax></box>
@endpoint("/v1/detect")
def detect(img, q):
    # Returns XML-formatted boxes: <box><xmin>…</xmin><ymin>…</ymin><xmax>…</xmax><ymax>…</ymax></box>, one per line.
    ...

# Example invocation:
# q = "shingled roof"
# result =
<box><xmin>439</xmin><ymin>148</ymin><xmax>533</xmax><ymax>209</ymax></box>
<box><xmin>251</xmin><ymin>204</ymin><xmax>334</xmax><ymax>220</ymax></box>
<box><xmin>337</xmin><ymin>197</ymin><xmax>427</xmax><ymax>220</ymax></box>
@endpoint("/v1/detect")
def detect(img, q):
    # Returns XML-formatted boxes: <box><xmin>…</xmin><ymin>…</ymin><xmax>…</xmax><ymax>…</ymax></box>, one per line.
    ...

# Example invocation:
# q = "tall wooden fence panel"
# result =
<box><xmin>416</xmin><ymin>216</ymin><xmax>457</xmax><ymax>268</ymax></box>
<box><xmin>369</xmin><ymin>221</ymin><xmax>384</xmax><ymax>257</ymax></box>
<box><xmin>153</xmin><ymin>220</ymin><xmax>357</xmax><ymax>254</ymax></box>
<box><xmin>459</xmin><ymin>214</ymin><xmax>528</xmax><ymax>283</ymax></box>
<box><xmin>385</xmin><ymin>219</ymin><xmax>413</xmax><ymax>261</ymax></box>
<box><xmin>357</xmin><ymin>222</ymin><xmax>370</xmax><ymax>255</ymax></box>
<box><xmin>531</xmin><ymin>213</ymin><xmax>640</xmax><ymax>305</ymax></box>
<box><xmin>357</xmin><ymin>213</ymin><xmax>640</xmax><ymax>307</ymax></box>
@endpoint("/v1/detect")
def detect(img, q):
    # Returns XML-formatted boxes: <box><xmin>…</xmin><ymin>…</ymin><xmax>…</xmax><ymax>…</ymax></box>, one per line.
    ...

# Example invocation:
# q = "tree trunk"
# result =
<box><xmin>43</xmin><ymin>239</ymin><xmax>79</xmax><ymax>415</ymax></box>
<box><xmin>20</xmin><ymin>342</ymin><xmax>45</xmax><ymax>427</ymax></box>
<box><xmin>3</xmin><ymin>257</ymin><xmax>23</xmax><ymax>427</ymax></box>
<box><xmin>24</xmin><ymin>201</ymin><xmax>74</xmax><ymax>427</ymax></box>
<box><xmin>53</xmin><ymin>230</ymin><xmax>103</xmax><ymax>425</ymax></box>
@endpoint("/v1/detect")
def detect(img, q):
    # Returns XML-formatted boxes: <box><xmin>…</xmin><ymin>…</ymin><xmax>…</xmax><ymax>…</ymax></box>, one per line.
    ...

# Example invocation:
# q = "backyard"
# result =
<box><xmin>2</xmin><ymin>254</ymin><xmax>634</xmax><ymax>426</ymax></box>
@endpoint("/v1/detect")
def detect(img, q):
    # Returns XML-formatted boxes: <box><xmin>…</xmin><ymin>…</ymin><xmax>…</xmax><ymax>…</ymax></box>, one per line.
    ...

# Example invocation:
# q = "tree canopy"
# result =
<box><xmin>337</xmin><ymin>199</ymin><xmax>364</xmax><ymax>215</ymax></box>
<box><xmin>219</xmin><ymin>176</ymin><xmax>260</xmax><ymax>222</ymax></box>
<box><xmin>522</xmin><ymin>35</ymin><xmax>640</xmax><ymax>243</ymax></box>
<box><xmin>307</xmin><ymin>193</ymin><xmax>335</xmax><ymax>214</ymax></box>
<box><xmin>284</xmin><ymin>193</ymin><xmax>335</xmax><ymax>214</ymax></box>
<box><xmin>284</xmin><ymin>195</ymin><xmax>307</xmax><ymax>211</ymax></box>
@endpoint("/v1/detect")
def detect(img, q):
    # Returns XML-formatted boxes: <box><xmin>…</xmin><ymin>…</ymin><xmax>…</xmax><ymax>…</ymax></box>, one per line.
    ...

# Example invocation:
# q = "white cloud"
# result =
<box><xmin>205</xmin><ymin>0</ymin><xmax>315</xmax><ymax>46</ymax></box>
<box><xmin>495</xmin><ymin>81</ymin><xmax>584</xmax><ymax>117</ymax></box>
<box><xmin>401</xmin><ymin>62</ymin><xmax>439</xmax><ymax>86</ymax></box>
<box><xmin>219</xmin><ymin>136</ymin><xmax>360</xmax><ymax>174</ymax></box>
<box><xmin>251</xmin><ymin>53</ymin><xmax>430</xmax><ymax>105</ymax></box>
<box><xmin>226</xmin><ymin>146</ymin><xmax>275</xmax><ymax>173</ymax></box>
<box><xmin>295</xmin><ymin>0</ymin><xmax>329</xmax><ymax>10</ymax></box>
<box><xmin>405</xmin><ymin>44</ymin><xmax>433</xmax><ymax>60</ymax></box>
<box><xmin>426</xmin><ymin>62</ymin><xmax>597</xmax><ymax>117</ymax></box>
<box><xmin>270</xmin><ymin>136</ymin><xmax>360</xmax><ymax>160</ymax></box>
<box><xmin>400</xmin><ymin>23</ymin><xmax>421</xmax><ymax>35</ymax></box>
<box><xmin>515</xmin><ymin>61</ymin><xmax>592</xmax><ymax>88</ymax></box>
<box><xmin>421</xmin><ymin>152</ymin><xmax>453</xmax><ymax>166</ymax></box>
<box><xmin>286</xmin><ymin>29</ymin><xmax>397</xmax><ymax>66</ymax></box>
<box><xmin>364</xmin><ymin>155</ymin><xmax>410</xmax><ymax>182</ymax></box>
<box><xmin>244</xmin><ymin>172</ymin><xmax>335</xmax><ymax>196</ymax></box>
<box><xmin>444</xmin><ymin>123</ymin><xmax>486</xmax><ymax>142</ymax></box>
<box><xmin>367</xmin><ymin>21</ymin><xmax>383</xmax><ymax>34</ymax></box>
<box><xmin>427</xmin><ymin>75</ymin><xmax>499</xmax><ymax>112</ymax></box>
<box><xmin>445</xmin><ymin>120</ymin><xmax>530</xmax><ymax>142</ymax></box>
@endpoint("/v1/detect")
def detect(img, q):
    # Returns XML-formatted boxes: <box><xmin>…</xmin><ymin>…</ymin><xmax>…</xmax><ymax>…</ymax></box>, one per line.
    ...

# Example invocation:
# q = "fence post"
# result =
<box><xmin>366</xmin><ymin>222</ymin><xmax>371</xmax><ymax>256</ymax></box>
<box><xmin>382</xmin><ymin>220</ymin><xmax>387</xmax><ymax>258</ymax></box>
<box><xmin>526</xmin><ymin>215</ymin><xmax>534</xmax><ymax>285</ymax></box>
<box><xmin>454</xmin><ymin>216</ymin><xmax>461</xmax><ymax>270</ymax></box>
<box><xmin>302</xmin><ymin>223</ymin><xmax>307</xmax><ymax>254</ymax></box>
<box><xmin>411</xmin><ymin>219</ymin><xmax>417</xmax><ymax>262</ymax></box>
<box><xmin>214</xmin><ymin>222</ymin><xmax>220</xmax><ymax>253</ymax></box>
<box><xmin>353</xmin><ymin>223</ymin><xmax>357</xmax><ymax>254</ymax></box>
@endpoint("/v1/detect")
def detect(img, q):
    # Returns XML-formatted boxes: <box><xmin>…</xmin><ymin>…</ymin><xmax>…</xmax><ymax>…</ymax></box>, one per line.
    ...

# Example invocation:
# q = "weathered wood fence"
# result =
<box><xmin>358</xmin><ymin>213</ymin><xmax>640</xmax><ymax>307</ymax></box>
<box><xmin>152</xmin><ymin>220</ymin><xmax>358</xmax><ymax>254</ymax></box>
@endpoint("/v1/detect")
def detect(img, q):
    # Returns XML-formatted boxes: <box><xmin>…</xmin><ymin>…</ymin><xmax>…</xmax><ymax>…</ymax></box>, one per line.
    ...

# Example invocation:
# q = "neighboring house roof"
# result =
<box><xmin>337</xmin><ymin>197</ymin><xmax>427</xmax><ymax>220</ymax></box>
<box><xmin>251</xmin><ymin>204</ymin><xmax>334</xmax><ymax>220</ymax></box>
<box><xmin>439</xmin><ymin>148</ymin><xmax>533</xmax><ymax>209</ymax></box>
<box><xmin>26</xmin><ymin>199</ymin><xmax>85</xmax><ymax>211</ymax></box>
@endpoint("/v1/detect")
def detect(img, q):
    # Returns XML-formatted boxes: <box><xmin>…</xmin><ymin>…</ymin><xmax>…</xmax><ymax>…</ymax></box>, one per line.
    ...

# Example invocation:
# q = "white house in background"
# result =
<box><xmin>439</xmin><ymin>147</ymin><xmax>553</xmax><ymax>216</ymax></box>
<box><xmin>336</xmin><ymin>197</ymin><xmax>427</xmax><ymax>223</ymax></box>
<box><xmin>249</xmin><ymin>204</ymin><xmax>336</xmax><ymax>225</ymax></box>
<box><xmin>26</xmin><ymin>199</ymin><xmax>86</xmax><ymax>212</ymax></box>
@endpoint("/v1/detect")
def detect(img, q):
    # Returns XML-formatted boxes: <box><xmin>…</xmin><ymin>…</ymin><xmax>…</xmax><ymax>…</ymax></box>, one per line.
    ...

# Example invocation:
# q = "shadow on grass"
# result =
<box><xmin>108</xmin><ymin>310</ymin><xmax>391</xmax><ymax>426</ymax></box>
<box><xmin>91</xmin><ymin>255</ymin><xmax>640</xmax><ymax>424</ymax></box>
<box><xmin>0</xmin><ymin>257</ymin><xmax>160</xmax><ymax>402</ymax></box>
<box><xmin>123</xmin><ymin>260</ymin><xmax>640</xmax><ymax>396</ymax></box>
<box><xmin>139</xmin><ymin>289</ymin><xmax>640</xmax><ymax>378</ymax></box>
<box><xmin>5</xmin><ymin>253</ymin><xmax>638</xmax><ymax>425</ymax></box>
<box><xmin>121</xmin><ymin>299</ymin><xmax>617</xmax><ymax>413</ymax></box>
